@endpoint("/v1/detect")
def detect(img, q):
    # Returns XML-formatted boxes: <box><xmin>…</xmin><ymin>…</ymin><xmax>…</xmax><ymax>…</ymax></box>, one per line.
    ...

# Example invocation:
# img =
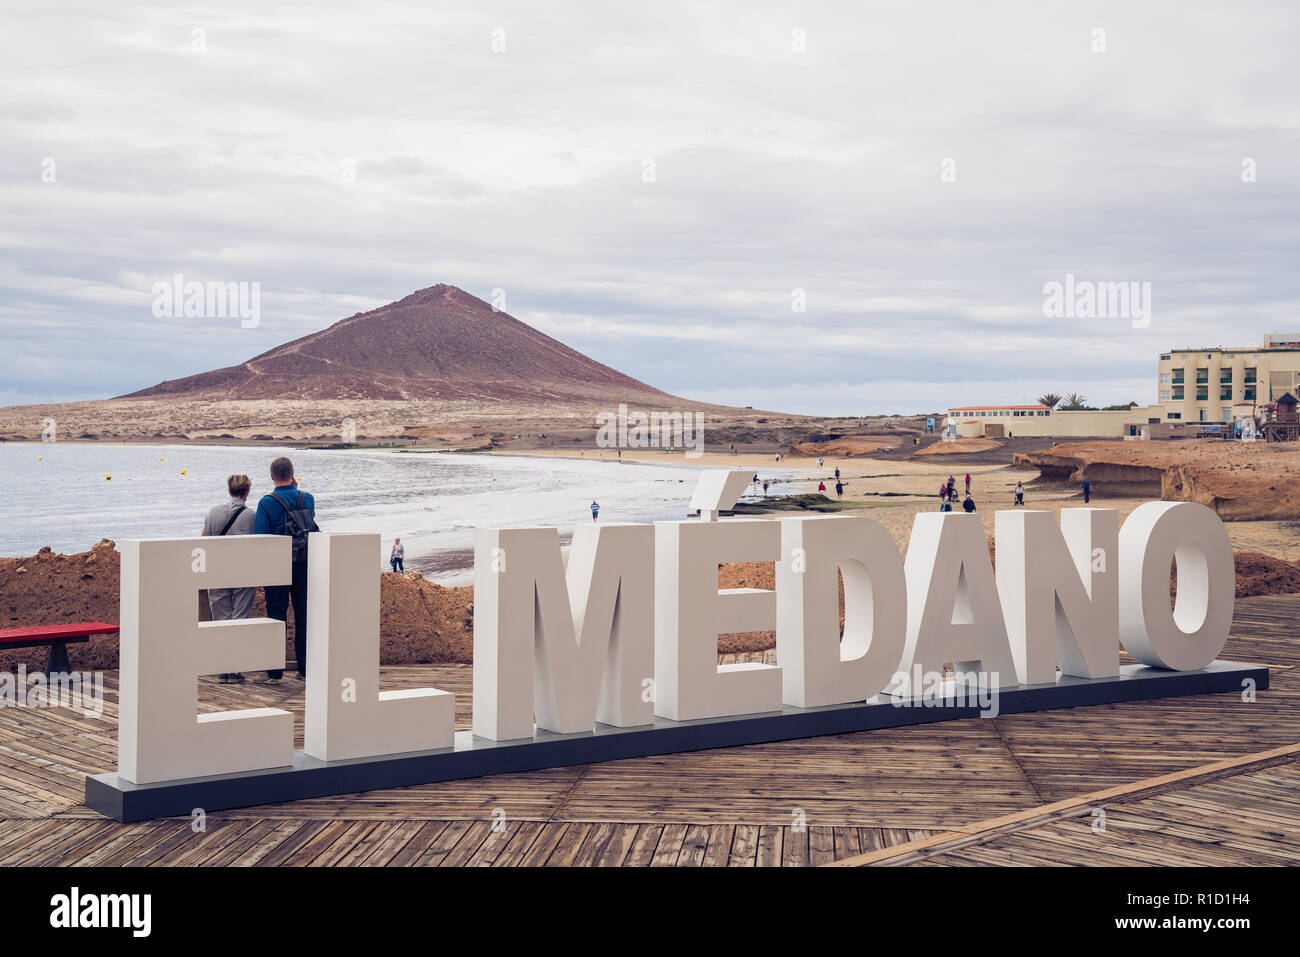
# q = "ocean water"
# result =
<box><xmin>0</xmin><ymin>443</ymin><xmax>786</xmax><ymax>582</ymax></box>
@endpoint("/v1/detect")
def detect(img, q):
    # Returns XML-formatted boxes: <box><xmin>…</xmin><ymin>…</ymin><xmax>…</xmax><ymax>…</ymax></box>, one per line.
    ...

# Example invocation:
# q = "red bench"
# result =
<box><xmin>0</xmin><ymin>622</ymin><xmax>119</xmax><ymax>673</ymax></box>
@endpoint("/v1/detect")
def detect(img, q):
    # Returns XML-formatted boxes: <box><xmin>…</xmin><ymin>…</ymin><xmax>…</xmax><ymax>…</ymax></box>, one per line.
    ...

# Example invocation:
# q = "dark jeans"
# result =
<box><xmin>265</xmin><ymin>560</ymin><xmax>308</xmax><ymax>678</ymax></box>
<box><xmin>391</xmin><ymin>558</ymin><xmax>404</xmax><ymax>572</ymax></box>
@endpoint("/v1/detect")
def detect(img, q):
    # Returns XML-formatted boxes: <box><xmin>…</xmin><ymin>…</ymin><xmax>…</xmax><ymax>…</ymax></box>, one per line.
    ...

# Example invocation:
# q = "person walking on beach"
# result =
<box><xmin>202</xmin><ymin>474</ymin><xmax>255</xmax><ymax>684</ymax></box>
<box><xmin>962</xmin><ymin>491</ymin><xmax>976</xmax><ymax>513</ymax></box>
<box><xmin>590</xmin><ymin>500</ymin><xmax>600</xmax><ymax>522</ymax></box>
<box><xmin>834</xmin><ymin>466</ymin><xmax>841</xmax><ymax>482</ymax></box>
<box><xmin>964</xmin><ymin>473</ymin><xmax>971</xmax><ymax>493</ymax></box>
<box><xmin>834</xmin><ymin>480</ymin><xmax>844</xmax><ymax>499</ymax></box>
<box><xmin>1014</xmin><ymin>481</ymin><xmax>1025</xmax><ymax>506</ymax></box>
<box><xmin>947</xmin><ymin>475</ymin><xmax>956</xmax><ymax>500</ymax></box>
<box><xmin>255</xmin><ymin>457</ymin><xmax>317</xmax><ymax>684</ymax></box>
<box><xmin>818</xmin><ymin>480</ymin><xmax>827</xmax><ymax>493</ymax></box>
<box><xmin>390</xmin><ymin>538</ymin><xmax>405</xmax><ymax>572</ymax></box>
<box><xmin>817</xmin><ymin>457</ymin><xmax>824</xmax><ymax>469</ymax></box>
<box><xmin>1081</xmin><ymin>477</ymin><xmax>1091</xmax><ymax>503</ymax></box>
<box><xmin>762</xmin><ymin>480</ymin><xmax>769</xmax><ymax>496</ymax></box>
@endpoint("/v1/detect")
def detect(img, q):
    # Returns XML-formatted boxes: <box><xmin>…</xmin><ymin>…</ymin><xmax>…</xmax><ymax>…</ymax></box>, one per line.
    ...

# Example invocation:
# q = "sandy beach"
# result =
<box><xmin>498</xmin><ymin>445</ymin><xmax>1300</xmax><ymax>560</ymax></box>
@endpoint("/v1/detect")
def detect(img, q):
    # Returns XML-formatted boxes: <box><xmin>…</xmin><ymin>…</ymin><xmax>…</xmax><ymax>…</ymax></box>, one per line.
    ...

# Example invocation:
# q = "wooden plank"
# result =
<box><xmin>808</xmin><ymin>826</ymin><xmax>836</xmax><ymax>866</ymax></box>
<box><xmin>414</xmin><ymin>821</ymin><xmax>475</xmax><ymax>867</ymax></box>
<box><xmin>360</xmin><ymin>822</ymin><xmax>434</xmax><ymax>867</ymax></box>
<box><xmin>728</xmin><ymin>824</ymin><xmax>759</xmax><ymax>866</ymax></box>
<box><xmin>622</xmin><ymin>825</ymin><xmax>663</xmax><ymax>867</ymax></box>
<box><xmin>649</xmin><ymin>824</ymin><xmax>687</xmax><ymax>867</ymax></box>
<box><xmin>544</xmin><ymin>823</ymin><xmax>594</xmax><ymax>867</ymax></box>
<box><xmin>493</xmin><ymin>821</ymin><xmax>547</xmax><ymax>867</ymax></box>
<box><xmin>701</xmin><ymin>825</ymin><xmax>734</xmax><ymax>867</ymax></box>
<box><xmin>676</xmin><ymin>824</ymin><xmax>710</xmax><ymax>867</ymax></box>
<box><xmin>384</xmin><ymin>821</ymin><xmax>449</xmax><ymax>867</ymax></box>
<box><xmin>277</xmin><ymin>820</ymin><xmax>358</xmax><ymax>866</ymax></box>
<box><xmin>828</xmin><ymin>744</ymin><xmax>1300</xmax><ymax>867</ymax></box>
<box><xmin>439</xmin><ymin>821</ymin><xmax>495</xmax><ymax>867</ymax></box>
<box><xmin>782</xmin><ymin>826</ymin><xmax>810</xmax><ymax>867</ymax></box>
<box><xmin>755</xmin><ymin>825</ymin><xmax>783</xmax><ymax>867</ymax></box>
<box><xmin>251</xmin><ymin>821</ymin><xmax>330</xmax><ymax>868</ymax></box>
<box><xmin>465</xmin><ymin>821</ymin><xmax>520</xmax><ymax>867</ymax></box>
<box><xmin>516</xmin><ymin>823</ymin><xmax>568</xmax><ymax>867</ymax></box>
<box><xmin>309</xmin><ymin>822</ymin><xmax>382</xmax><ymax>867</ymax></box>
<box><xmin>231</xmin><ymin>821</ymin><xmax>308</xmax><ymax>867</ymax></box>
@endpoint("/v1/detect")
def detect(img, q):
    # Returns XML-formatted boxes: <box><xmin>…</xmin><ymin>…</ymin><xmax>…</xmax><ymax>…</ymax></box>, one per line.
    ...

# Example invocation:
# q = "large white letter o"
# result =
<box><xmin>1118</xmin><ymin>501</ymin><xmax>1234</xmax><ymax>671</ymax></box>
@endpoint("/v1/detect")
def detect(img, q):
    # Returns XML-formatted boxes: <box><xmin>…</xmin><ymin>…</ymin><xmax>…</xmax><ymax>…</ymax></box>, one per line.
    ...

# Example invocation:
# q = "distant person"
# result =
<box><xmin>962</xmin><ymin>492</ymin><xmax>976</xmax><ymax>513</ymax></box>
<box><xmin>762</xmin><ymin>480</ymin><xmax>770</xmax><ymax>496</ymax></box>
<box><xmin>390</xmin><ymin>538</ymin><xmax>405</xmax><ymax>572</ymax></box>
<box><xmin>202</xmin><ymin>474</ymin><xmax>255</xmax><ymax>684</ymax></box>
<box><xmin>834</xmin><ymin>480</ymin><xmax>844</xmax><ymax>499</ymax></box>
<box><xmin>818</xmin><ymin>480</ymin><xmax>827</xmax><ymax>493</ymax></box>
<box><xmin>1081</xmin><ymin>477</ymin><xmax>1091</xmax><ymax>503</ymax></box>
<box><xmin>834</xmin><ymin>467</ymin><xmax>841</xmax><ymax>482</ymax></box>
<box><xmin>939</xmin><ymin>484</ymin><xmax>948</xmax><ymax>503</ymax></box>
<box><xmin>964</xmin><ymin>473</ymin><xmax>971</xmax><ymax>493</ymax></box>
<box><xmin>255</xmin><ymin>456</ymin><xmax>317</xmax><ymax>684</ymax></box>
<box><xmin>591</xmin><ymin>500</ymin><xmax>600</xmax><ymax>522</ymax></box>
<box><xmin>1014</xmin><ymin>481</ymin><xmax>1025</xmax><ymax>506</ymax></box>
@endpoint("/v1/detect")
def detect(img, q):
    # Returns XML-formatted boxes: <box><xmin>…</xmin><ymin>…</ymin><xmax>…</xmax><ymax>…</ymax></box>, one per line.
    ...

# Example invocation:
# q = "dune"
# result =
<box><xmin>1014</xmin><ymin>440</ymin><xmax>1300</xmax><ymax>519</ymax></box>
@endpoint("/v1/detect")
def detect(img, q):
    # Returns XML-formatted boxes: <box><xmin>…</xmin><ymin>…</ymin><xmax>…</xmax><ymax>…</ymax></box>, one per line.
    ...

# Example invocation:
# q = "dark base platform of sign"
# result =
<box><xmin>85</xmin><ymin>660</ymin><xmax>1268</xmax><ymax>821</ymax></box>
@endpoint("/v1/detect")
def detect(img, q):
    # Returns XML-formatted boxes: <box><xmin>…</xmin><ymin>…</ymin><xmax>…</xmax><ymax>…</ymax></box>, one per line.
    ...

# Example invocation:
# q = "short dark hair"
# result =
<box><xmin>270</xmin><ymin>457</ymin><xmax>294</xmax><ymax>483</ymax></box>
<box><xmin>227</xmin><ymin>474</ymin><xmax>251</xmax><ymax>498</ymax></box>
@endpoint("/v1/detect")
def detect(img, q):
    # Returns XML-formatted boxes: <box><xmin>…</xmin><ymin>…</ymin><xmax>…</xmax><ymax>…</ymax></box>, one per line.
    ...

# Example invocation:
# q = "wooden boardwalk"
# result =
<box><xmin>1</xmin><ymin>594</ymin><xmax>1298</xmax><ymax>866</ymax></box>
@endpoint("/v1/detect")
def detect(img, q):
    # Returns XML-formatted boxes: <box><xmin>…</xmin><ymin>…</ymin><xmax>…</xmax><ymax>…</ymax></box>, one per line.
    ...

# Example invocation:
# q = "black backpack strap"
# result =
<box><xmin>217</xmin><ymin>505</ymin><xmax>246</xmax><ymax>537</ymax></box>
<box><xmin>270</xmin><ymin>491</ymin><xmax>303</xmax><ymax>529</ymax></box>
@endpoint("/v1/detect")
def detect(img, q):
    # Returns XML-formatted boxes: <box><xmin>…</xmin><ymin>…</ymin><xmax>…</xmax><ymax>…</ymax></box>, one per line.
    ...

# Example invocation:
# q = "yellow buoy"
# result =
<box><xmin>160</xmin><ymin>457</ymin><xmax>164</xmax><ymax>462</ymax></box>
<box><xmin>181</xmin><ymin>469</ymin><xmax>187</xmax><ymax>475</ymax></box>
<box><xmin>37</xmin><ymin>456</ymin><xmax>42</xmax><ymax>461</ymax></box>
<box><xmin>493</xmin><ymin>476</ymin><xmax>498</xmax><ymax>482</ymax></box>
<box><xmin>105</xmin><ymin>473</ymin><xmax>111</xmax><ymax>480</ymax></box>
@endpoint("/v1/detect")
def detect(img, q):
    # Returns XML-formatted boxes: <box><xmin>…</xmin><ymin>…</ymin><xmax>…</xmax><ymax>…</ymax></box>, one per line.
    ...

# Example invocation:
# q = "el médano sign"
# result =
<box><xmin>84</xmin><ymin>476</ymin><xmax>1267</xmax><ymax>821</ymax></box>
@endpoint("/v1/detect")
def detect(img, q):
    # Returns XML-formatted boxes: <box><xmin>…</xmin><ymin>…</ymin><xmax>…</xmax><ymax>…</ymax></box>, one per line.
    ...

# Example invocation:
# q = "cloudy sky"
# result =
<box><xmin>2</xmin><ymin>1</ymin><xmax>1297</xmax><ymax>415</ymax></box>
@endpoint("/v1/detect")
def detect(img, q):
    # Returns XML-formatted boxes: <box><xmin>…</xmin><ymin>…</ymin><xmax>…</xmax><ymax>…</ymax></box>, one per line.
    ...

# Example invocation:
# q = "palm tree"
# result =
<box><xmin>1061</xmin><ymin>392</ymin><xmax>1088</xmax><ymax>411</ymax></box>
<box><xmin>1037</xmin><ymin>393</ymin><xmax>1062</xmax><ymax>409</ymax></box>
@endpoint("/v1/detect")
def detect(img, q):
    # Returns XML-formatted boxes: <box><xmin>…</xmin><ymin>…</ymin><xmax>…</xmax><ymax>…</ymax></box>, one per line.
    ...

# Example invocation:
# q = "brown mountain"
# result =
<box><xmin>123</xmin><ymin>284</ymin><xmax>683</xmax><ymax>405</ymax></box>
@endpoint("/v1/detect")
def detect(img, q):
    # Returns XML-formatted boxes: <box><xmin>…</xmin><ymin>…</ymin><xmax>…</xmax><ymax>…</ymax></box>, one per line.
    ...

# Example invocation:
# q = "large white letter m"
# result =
<box><xmin>471</xmin><ymin>524</ymin><xmax>654</xmax><ymax>740</ymax></box>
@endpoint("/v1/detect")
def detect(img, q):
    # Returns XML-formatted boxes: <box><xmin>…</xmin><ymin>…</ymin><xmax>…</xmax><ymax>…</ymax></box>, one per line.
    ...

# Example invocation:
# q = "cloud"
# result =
<box><xmin>1</xmin><ymin>1</ymin><xmax>1297</xmax><ymax>410</ymax></box>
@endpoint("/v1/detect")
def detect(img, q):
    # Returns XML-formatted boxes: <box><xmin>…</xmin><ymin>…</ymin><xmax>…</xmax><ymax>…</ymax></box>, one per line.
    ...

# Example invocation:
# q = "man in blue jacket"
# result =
<box><xmin>254</xmin><ymin>456</ymin><xmax>316</xmax><ymax>683</ymax></box>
